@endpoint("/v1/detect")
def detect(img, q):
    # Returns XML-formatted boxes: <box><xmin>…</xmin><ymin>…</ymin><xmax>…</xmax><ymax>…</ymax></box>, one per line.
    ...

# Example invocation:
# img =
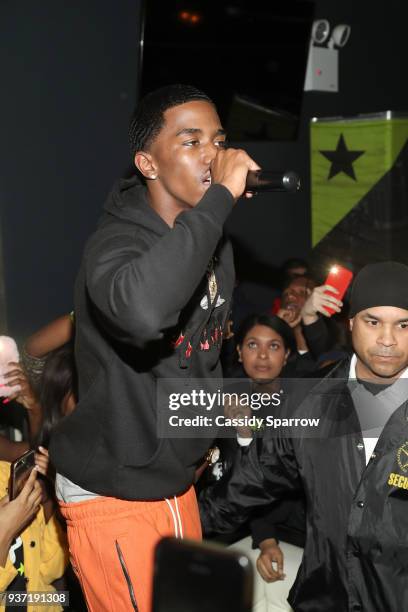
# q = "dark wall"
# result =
<box><xmin>2</xmin><ymin>0</ymin><xmax>408</xmax><ymax>339</ymax></box>
<box><xmin>0</xmin><ymin>1</ymin><xmax>141</xmax><ymax>340</ymax></box>
<box><xmin>227</xmin><ymin>0</ymin><xmax>408</xmax><ymax>281</ymax></box>
<box><xmin>303</xmin><ymin>0</ymin><xmax>408</xmax><ymax>118</ymax></box>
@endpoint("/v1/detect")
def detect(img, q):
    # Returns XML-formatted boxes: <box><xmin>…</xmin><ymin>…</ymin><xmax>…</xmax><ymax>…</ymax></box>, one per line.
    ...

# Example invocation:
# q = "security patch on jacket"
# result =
<box><xmin>388</xmin><ymin>472</ymin><xmax>408</xmax><ymax>490</ymax></box>
<box><xmin>387</xmin><ymin>441</ymin><xmax>408</xmax><ymax>490</ymax></box>
<box><xmin>397</xmin><ymin>441</ymin><xmax>408</xmax><ymax>472</ymax></box>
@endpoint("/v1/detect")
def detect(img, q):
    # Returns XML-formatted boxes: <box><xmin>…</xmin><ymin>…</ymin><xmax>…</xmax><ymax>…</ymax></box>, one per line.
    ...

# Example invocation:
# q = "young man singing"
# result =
<box><xmin>49</xmin><ymin>84</ymin><xmax>258</xmax><ymax>612</ymax></box>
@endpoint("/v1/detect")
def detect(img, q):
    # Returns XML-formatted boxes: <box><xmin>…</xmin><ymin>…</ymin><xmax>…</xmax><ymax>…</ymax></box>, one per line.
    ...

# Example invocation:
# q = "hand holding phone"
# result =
<box><xmin>0</xmin><ymin>468</ymin><xmax>41</xmax><ymax>546</ymax></box>
<box><xmin>9</xmin><ymin>450</ymin><xmax>37</xmax><ymax>500</ymax></box>
<box><xmin>322</xmin><ymin>266</ymin><xmax>353</xmax><ymax>316</ymax></box>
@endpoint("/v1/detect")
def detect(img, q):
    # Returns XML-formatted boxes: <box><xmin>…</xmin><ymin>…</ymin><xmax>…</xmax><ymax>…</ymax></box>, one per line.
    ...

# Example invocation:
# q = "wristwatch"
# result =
<box><xmin>204</xmin><ymin>446</ymin><xmax>220</xmax><ymax>466</ymax></box>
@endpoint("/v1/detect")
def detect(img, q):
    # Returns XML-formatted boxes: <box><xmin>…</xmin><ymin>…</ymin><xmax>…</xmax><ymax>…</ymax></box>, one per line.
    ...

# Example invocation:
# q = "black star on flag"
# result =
<box><xmin>319</xmin><ymin>133</ymin><xmax>365</xmax><ymax>181</ymax></box>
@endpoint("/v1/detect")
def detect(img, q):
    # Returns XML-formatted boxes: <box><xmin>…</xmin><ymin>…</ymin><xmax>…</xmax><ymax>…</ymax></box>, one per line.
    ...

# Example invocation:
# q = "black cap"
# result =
<box><xmin>349</xmin><ymin>261</ymin><xmax>408</xmax><ymax>317</ymax></box>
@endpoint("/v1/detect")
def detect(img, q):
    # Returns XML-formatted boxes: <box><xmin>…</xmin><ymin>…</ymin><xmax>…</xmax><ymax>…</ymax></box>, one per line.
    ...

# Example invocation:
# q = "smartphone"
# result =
<box><xmin>0</xmin><ymin>336</ymin><xmax>20</xmax><ymax>398</ymax></box>
<box><xmin>152</xmin><ymin>537</ymin><xmax>253</xmax><ymax>612</ymax></box>
<box><xmin>9</xmin><ymin>449</ymin><xmax>36</xmax><ymax>500</ymax></box>
<box><xmin>323</xmin><ymin>265</ymin><xmax>353</xmax><ymax>315</ymax></box>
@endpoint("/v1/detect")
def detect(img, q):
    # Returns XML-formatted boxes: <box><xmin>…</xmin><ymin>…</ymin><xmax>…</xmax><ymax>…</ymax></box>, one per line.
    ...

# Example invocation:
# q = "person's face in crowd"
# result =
<box><xmin>281</xmin><ymin>277</ymin><xmax>315</xmax><ymax>317</ymax></box>
<box><xmin>350</xmin><ymin>306</ymin><xmax>408</xmax><ymax>381</ymax></box>
<box><xmin>237</xmin><ymin>324</ymin><xmax>290</xmax><ymax>382</ymax></box>
<box><xmin>139</xmin><ymin>101</ymin><xmax>226</xmax><ymax>211</ymax></box>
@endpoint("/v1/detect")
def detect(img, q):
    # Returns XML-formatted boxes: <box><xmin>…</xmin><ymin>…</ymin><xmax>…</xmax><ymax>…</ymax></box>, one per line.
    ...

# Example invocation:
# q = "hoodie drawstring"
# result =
<box><xmin>174</xmin><ymin>495</ymin><xmax>184</xmax><ymax>539</ymax></box>
<box><xmin>165</xmin><ymin>497</ymin><xmax>183</xmax><ymax>539</ymax></box>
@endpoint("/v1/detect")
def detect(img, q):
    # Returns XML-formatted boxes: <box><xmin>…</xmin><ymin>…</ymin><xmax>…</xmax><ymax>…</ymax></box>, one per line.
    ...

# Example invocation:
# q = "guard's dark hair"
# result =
<box><xmin>128</xmin><ymin>84</ymin><xmax>213</xmax><ymax>155</ymax></box>
<box><xmin>235</xmin><ymin>314</ymin><xmax>296</xmax><ymax>354</ymax></box>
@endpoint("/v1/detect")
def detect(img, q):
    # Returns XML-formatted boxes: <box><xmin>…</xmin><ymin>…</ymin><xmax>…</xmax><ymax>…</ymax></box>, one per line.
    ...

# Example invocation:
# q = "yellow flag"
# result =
<box><xmin>311</xmin><ymin>114</ymin><xmax>408</xmax><ymax>246</ymax></box>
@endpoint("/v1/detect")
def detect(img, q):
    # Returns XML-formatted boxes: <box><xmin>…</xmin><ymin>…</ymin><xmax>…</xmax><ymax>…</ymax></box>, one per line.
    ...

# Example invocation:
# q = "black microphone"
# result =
<box><xmin>245</xmin><ymin>170</ymin><xmax>301</xmax><ymax>194</ymax></box>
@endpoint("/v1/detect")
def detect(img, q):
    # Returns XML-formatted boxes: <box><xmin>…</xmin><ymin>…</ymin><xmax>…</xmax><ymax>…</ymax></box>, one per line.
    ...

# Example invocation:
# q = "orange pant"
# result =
<box><xmin>59</xmin><ymin>486</ymin><xmax>202</xmax><ymax>612</ymax></box>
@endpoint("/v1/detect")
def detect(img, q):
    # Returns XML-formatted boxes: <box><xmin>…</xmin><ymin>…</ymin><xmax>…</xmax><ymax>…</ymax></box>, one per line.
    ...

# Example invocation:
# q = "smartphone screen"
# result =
<box><xmin>152</xmin><ymin>537</ymin><xmax>253</xmax><ymax>612</ymax></box>
<box><xmin>9</xmin><ymin>449</ymin><xmax>36</xmax><ymax>500</ymax></box>
<box><xmin>323</xmin><ymin>265</ymin><xmax>353</xmax><ymax>315</ymax></box>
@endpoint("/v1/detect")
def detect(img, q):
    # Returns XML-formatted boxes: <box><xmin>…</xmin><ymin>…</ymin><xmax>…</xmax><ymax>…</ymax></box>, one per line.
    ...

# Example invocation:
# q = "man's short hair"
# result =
<box><xmin>282</xmin><ymin>274</ymin><xmax>316</xmax><ymax>293</ymax></box>
<box><xmin>128</xmin><ymin>84</ymin><xmax>213</xmax><ymax>155</ymax></box>
<box><xmin>282</xmin><ymin>258</ymin><xmax>309</xmax><ymax>274</ymax></box>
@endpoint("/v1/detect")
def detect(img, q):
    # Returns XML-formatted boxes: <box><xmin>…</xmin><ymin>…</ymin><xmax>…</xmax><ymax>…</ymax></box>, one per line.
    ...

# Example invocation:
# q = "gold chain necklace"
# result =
<box><xmin>207</xmin><ymin>257</ymin><xmax>218</xmax><ymax>303</ymax></box>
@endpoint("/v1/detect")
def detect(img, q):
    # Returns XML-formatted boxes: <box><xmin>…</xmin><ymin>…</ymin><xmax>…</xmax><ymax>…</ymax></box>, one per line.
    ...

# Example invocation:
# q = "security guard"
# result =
<box><xmin>200</xmin><ymin>261</ymin><xmax>408</xmax><ymax>612</ymax></box>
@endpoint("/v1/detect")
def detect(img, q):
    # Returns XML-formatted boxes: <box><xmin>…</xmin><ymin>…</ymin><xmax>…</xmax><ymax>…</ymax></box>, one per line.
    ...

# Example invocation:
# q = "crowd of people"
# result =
<box><xmin>1</xmin><ymin>83</ymin><xmax>407</xmax><ymax>612</ymax></box>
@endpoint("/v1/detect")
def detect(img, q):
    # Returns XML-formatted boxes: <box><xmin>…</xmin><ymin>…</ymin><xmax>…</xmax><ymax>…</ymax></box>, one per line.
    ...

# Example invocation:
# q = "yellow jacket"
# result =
<box><xmin>0</xmin><ymin>462</ymin><xmax>68</xmax><ymax>612</ymax></box>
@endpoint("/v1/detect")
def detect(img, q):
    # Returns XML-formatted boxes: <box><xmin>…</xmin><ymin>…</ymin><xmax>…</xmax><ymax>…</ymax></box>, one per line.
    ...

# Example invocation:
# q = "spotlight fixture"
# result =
<box><xmin>304</xmin><ymin>19</ymin><xmax>351</xmax><ymax>92</ymax></box>
<box><xmin>328</xmin><ymin>24</ymin><xmax>351</xmax><ymax>49</ymax></box>
<box><xmin>311</xmin><ymin>19</ymin><xmax>330</xmax><ymax>44</ymax></box>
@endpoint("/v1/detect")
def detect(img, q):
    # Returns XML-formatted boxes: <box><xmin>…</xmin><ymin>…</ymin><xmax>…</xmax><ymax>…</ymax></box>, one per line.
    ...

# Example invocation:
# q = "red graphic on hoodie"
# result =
<box><xmin>198</xmin><ymin>322</ymin><xmax>224</xmax><ymax>352</ymax></box>
<box><xmin>200</xmin><ymin>340</ymin><xmax>210</xmax><ymax>351</ymax></box>
<box><xmin>185</xmin><ymin>342</ymin><xmax>193</xmax><ymax>358</ymax></box>
<box><xmin>172</xmin><ymin>333</ymin><xmax>185</xmax><ymax>348</ymax></box>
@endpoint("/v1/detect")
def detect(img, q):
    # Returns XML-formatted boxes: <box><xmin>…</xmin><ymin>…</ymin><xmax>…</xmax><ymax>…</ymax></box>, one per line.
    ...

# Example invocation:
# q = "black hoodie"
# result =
<box><xmin>49</xmin><ymin>175</ymin><xmax>235</xmax><ymax>500</ymax></box>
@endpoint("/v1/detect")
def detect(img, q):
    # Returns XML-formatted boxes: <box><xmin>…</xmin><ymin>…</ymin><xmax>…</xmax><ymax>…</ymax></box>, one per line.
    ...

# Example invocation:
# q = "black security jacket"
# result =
<box><xmin>200</xmin><ymin>358</ymin><xmax>408</xmax><ymax>611</ymax></box>
<box><xmin>49</xmin><ymin>175</ymin><xmax>235</xmax><ymax>499</ymax></box>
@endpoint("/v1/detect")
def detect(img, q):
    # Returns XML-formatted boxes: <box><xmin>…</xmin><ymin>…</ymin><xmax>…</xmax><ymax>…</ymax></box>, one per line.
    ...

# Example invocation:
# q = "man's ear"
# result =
<box><xmin>349</xmin><ymin>318</ymin><xmax>354</xmax><ymax>331</ymax></box>
<box><xmin>134</xmin><ymin>151</ymin><xmax>158</xmax><ymax>180</ymax></box>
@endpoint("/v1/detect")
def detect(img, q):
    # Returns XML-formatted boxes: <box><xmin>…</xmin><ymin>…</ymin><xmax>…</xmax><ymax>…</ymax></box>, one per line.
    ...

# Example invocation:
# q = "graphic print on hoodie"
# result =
<box><xmin>49</xmin><ymin>173</ymin><xmax>235</xmax><ymax>500</ymax></box>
